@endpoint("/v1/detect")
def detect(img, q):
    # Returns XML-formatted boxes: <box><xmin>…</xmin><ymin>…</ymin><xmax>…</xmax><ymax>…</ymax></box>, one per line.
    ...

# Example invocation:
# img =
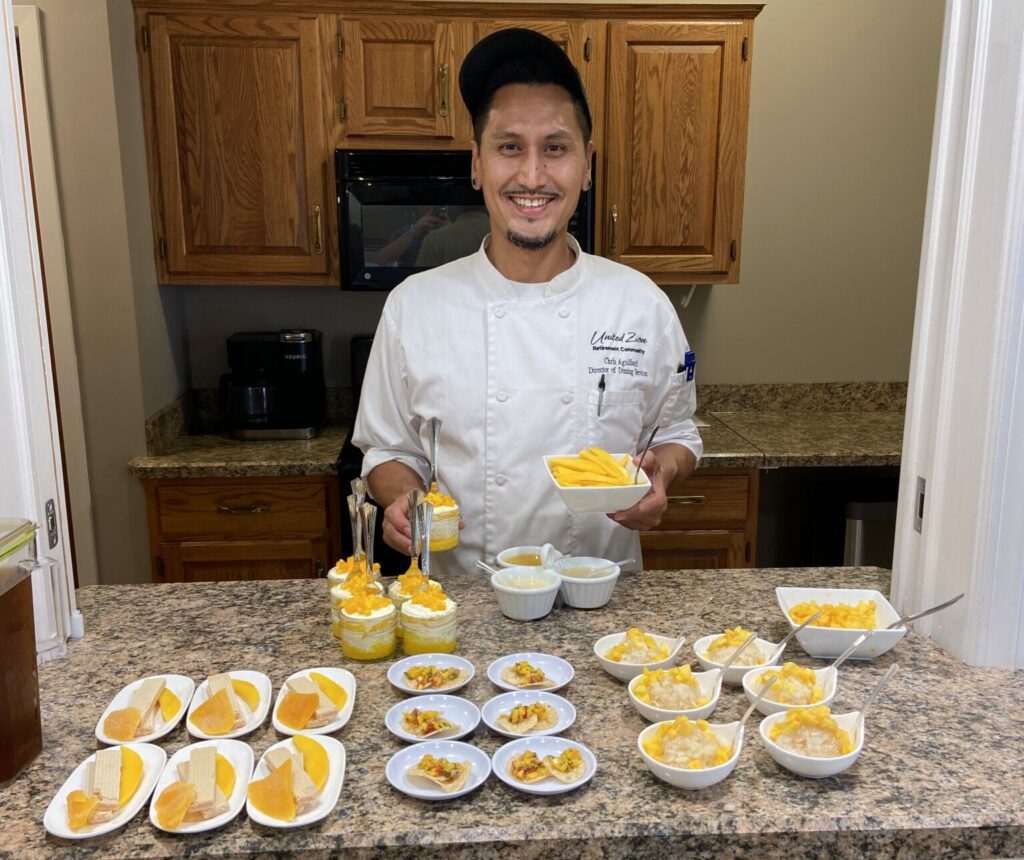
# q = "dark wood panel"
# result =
<box><xmin>640</xmin><ymin>529</ymin><xmax>746</xmax><ymax>569</ymax></box>
<box><xmin>160</xmin><ymin>539</ymin><xmax>328</xmax><ymax>581</ymax></box>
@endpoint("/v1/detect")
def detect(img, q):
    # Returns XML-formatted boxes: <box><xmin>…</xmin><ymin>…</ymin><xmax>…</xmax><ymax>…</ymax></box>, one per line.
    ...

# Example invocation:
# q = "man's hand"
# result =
<box><xmin>608</xmin><ymin>443</ymin><xmax>696</xmax><ymax>531</ymax></box>
<box><xmin>382</xmin><ymin>495</ymin><xmax>415</xmax><ymax>555</ymax></box>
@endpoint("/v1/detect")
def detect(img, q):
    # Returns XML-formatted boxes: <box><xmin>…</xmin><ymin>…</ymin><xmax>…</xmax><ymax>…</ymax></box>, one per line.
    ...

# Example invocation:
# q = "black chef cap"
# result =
<box><xmin>459</xmin><ymin>28</ymin><xmax>593</xmax><ymax>140</ymax></box>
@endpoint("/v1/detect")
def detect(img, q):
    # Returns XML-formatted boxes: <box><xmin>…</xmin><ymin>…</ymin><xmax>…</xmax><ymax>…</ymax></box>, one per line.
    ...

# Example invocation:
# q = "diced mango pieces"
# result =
<box><xmin>247</xmin><ymin>758</ymin><xmax>296</xmax><ymax>821</ymax></box>
<box><xmin>66</xmin><ymin>790</ymin><xmax>99</xmax><ymax>831</ymax></box>
<box><xmin>190</xmin><ymin>688</ymin><xmax>234</xmax><ymax>735</ymax></box>
<box><xmin>154</xmin><ymin>781</ymin><xmax>196</xmax><ymax>830</ymax></box>
<box><xmin>215</xmin><ymin>753</ymin><xmax>236</xmax><ymax>798</ymax></box>
<box><xmin>309</xmin><ymin>672</ymin><xmax>347</xmax><ymax>710</ymax></box>
<box><xmin>119</xmin><ymin>746</ymin><xmax>144</xmax><ymax>807</ymax></box>
<box><xmin>292</xmin><ymin>735</ymin><xmax>328</xmax><ymax>791</ymax></box>
<box><xmin>276</xmin><ymin>691</ymin><xmax>319</xmax><ymax>731</ymax></box>
<box><xmin>103</xmin><ymin>706</ymin><xmax>142</xmax><ymax>742</ymax></box>
<box><xmin>158</xmin><ymin>688</ymin><xmax>180</xmax><ymax>722</ymax></box>
<box><xmin>231</xmin><ymin>678</ymin><xmax>260</xmax><ymax>712</ymax></box>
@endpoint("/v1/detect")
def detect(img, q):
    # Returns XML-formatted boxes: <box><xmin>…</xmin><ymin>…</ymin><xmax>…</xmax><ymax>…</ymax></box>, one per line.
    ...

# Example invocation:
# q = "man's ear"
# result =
<box><xmin>471</xmin><ymin>141</ymin><xmax>481</xmax><ymax>189</ymax></box>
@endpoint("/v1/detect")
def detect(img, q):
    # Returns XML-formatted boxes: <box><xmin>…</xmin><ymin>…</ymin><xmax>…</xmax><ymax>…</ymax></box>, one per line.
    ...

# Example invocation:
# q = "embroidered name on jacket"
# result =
<box><xmin>589</xmin><ymin>329</ymin><xmax>649</xmax><ymax>378</ymax></box>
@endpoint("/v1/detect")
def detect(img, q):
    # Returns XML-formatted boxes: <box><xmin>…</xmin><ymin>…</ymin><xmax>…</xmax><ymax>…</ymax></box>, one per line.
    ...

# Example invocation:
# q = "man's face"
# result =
<box><xmin>472</xmin><ymin>83</ymin><xmax>593</xmax><ymax>252</ymax></box>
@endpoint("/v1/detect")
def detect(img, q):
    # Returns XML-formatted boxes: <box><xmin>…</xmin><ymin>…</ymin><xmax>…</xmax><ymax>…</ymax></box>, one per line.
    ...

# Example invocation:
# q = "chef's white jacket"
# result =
<box><xmin>353</xmin><ymin>235</ymin><xmax>702</xmax><ymax>576</ymax></box>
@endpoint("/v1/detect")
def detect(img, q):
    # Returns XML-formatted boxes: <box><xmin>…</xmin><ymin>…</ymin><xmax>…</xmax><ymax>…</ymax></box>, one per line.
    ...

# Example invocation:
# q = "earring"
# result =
<box><xmin>471</xmin><ymin>177</ymin><xmax>480</xmax><ymax>189</ymax></box>
<box><xmin>583</xmin><ymin>177</ymin><xmax>592</xmax><ymax>191</ymax></box>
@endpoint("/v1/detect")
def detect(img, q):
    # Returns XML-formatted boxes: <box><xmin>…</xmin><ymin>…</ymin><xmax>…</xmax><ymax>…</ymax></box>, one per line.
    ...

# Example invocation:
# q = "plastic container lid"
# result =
<box><xmin>0</xmin><ymin>519</ymin><xmax>36</xmax><ymax>562</ymax></box>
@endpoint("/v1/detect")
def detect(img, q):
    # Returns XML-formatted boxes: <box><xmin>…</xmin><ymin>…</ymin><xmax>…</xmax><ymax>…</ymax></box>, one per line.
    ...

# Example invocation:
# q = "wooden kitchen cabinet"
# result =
<box><xmin>137</xmin><ymin>10</ymin><xmax>337</xmax><ymax>284</ymax></box>
<box><xmin>604</xmin><ymin>20</ymin><xmax>754</xmax><ymax>283</ymax></box>
<box><xmin>143</xmin><ymin>476</ymin><xmax>341</xmax><ymax>582</ymax></box>
<box><xmin>641</xmin><ymin>468</ymin><xmax>759</xmax><ymax>569</ymax></box>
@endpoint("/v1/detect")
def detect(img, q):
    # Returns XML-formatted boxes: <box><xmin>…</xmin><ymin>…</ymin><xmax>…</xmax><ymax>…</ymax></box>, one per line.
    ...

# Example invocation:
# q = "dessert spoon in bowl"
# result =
<box><xmin>886</xmin><ymin>593</ymin><xmax>964</xmax><ymax>629</ymax></box>
<box><xmin>768</xmin><ymin>610</ymin><xmax>823</xmax><ymax>664</ymax></box>
<box><xmin>854</xmin><ymin>663</ymin><xmax>899</xmax><ymax>742</ymax></box>
<box><xmin>730</xmin><ymin>675</ymin><xmax>778</xmax><ymax>755</ymax></box>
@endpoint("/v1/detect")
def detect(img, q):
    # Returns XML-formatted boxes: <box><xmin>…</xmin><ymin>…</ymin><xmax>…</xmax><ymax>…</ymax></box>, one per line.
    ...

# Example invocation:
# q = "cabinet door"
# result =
<box><xmin>605</xmin><ymin>21</ymin><xmax>752</xmax><ymax>282</ymax></box>
<box><xmin>340</xmin><ymin>19</ymin><xmax>456</xmax><ymax>139</ymax></box>
<box><xmin>158</xmin><ymin>539</ymin><xmax>328</xmax><ymax>582</ymax></box>
<box><xmin>146</xmin><ymin>13</ymin><xmax>331</xmax><ymax>281</ymax></box>
<box><xmin>640</xmin><ymin>530</ymin><xmax>748</xmax><ymax>570</ymax></box>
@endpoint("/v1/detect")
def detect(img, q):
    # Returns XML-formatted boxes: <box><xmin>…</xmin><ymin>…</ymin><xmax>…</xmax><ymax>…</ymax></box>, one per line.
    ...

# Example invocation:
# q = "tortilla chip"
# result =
<box><xmin>495</xmin><ymin>709</ymin><xmax>539</xmax><ymax>735</ymax></box>
<box><xmin>402</xmin><ymin>708</ymin><xmax>459</xmax><ymax>739</ymax></box>
<box><xmin>508</xmin><ymin>750</ymin><xmax>549</xmax><ymax>784</ymax></box>
<box><xmin>500</xmin><ymin>663</ymin><xmax>555</xmax><ymax>689</ymax></box>
<box><xmin>407</xmin><ymin>756</ymin><xmax>471</xmax><ymax>793</ymax></box>
<box><xmin>543</xmin><ymin>748</ymin><xmax>586</xmax><ymax>784</ymax></box>
<box><xmin>404</xmin><ymin>666</ymin><xmax>469</xmax><ymax>692</ymax></box>
<box><xmin>532</xmin><ymin>703</ymin><xmax>558</xmax><ymax>731</ymax></box>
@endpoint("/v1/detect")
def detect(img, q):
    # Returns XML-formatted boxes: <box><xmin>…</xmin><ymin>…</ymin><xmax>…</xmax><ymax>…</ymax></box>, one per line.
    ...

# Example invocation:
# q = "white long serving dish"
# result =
<box><xmin>272</xmin><ymin>667</ymin><xmax>356</xmax><ymax>736</ymax></box>
<box><xmin>186</xmin><ymin>669</ymin><xmax>271</xmax><ymax>740</ymax></box>
<box><xmin>775</xmin><ymin>587</ymin><xmax>906</xmax><ymax>659</ymax></box>
<box><xmin>246</xmin><ymin>735</ymin><xmax>346</xmax><ymax>828</ymax></box>
<box><xmin>95</xmin><ymin>674</ymin><xmax>195</xmax><ymax>745</ymax></box>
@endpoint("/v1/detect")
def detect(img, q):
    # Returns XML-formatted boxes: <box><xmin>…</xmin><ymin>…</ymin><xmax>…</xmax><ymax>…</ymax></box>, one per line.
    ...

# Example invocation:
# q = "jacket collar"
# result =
<box><xmin>473</xmin><ymin>234</ymin><xmax>585</xmax><ymax>301</ymax></box>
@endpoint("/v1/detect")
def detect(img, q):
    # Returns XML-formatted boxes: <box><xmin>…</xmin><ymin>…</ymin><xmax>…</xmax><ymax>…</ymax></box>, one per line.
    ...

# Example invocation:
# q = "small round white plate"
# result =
<box><xmin>272</xmin><ymin>667</ymin><xmax>356</xmax><ymax>736</ymax></box>
<box><xmin>486</xmin><ymin>653</ymin><xmax>574</xmax><ymax>693</ymax></box>
<box><xmin>95</xmin><ymin>674</ymin><xmax>195</xmax><ymax>745</ymax></box>
<box><xmin>385</xmin><ymin>740</ymin><xmax>490</xmax><ymax>801</ymax></box>
<box><xmin>148</xmin><ymin>739</ymin><xmax>253</xmax><ymax>834</ymax></box>
<box><xmin>386</xmin><ymin>654</ymin><xmax>475</xmax><ymax>696</ymax></box>
<box><xmin>246</xmin><ymin>735</ymin><xmax>346</xmax><ymax>828</ymax></box>
<box><xmin>43</xmin><ymin>743</ymin><xmax>166</xmax><ymax>840</ymax></box>
<box><xmin>481</xmin><ymin>691</ymin><xmax>576</xmax><ymax>738</ymax></box>
<box><xmin>491</xmin><ymin>736</ymin><xmax>597</xmax><ymax>795</ymax></box>
<box><xmin>384</xmin><ymin>694</ymin><xmax>481</xmax><ymax>743</ymax></box>
<box><xmin>186</xmin><ymin>670</ymin><xmax>271</xmax><ymax>740</ymax></box>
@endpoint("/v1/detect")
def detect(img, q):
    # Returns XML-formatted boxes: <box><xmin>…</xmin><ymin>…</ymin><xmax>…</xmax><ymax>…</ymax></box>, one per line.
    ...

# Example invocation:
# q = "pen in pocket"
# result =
<box><xmin>597</xmin><ymin>373</ymin><xmax>605</xmax><ymax>417</ymax></box>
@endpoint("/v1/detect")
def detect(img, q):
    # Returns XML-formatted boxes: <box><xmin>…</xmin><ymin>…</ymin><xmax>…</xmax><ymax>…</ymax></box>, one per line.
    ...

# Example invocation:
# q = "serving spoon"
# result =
<box><xmin>854</xmin><ymin>663</ymin><xmax>899</xmax><ymax>740</ymax></box>
<box><xmin>886</xmin><ymin>592</ymin><xmax>964</xmax><ymax>629</ymax></box>
<box><xmin>427</xmin><ymin>417</ymin><xmax>442</xmax><ymax>490</ymax></box>
<box><xmin>731</xmin><ymin>675</ymin><xmax>778</xmax><ymax>755</ymax></box>
<box><xmin>768</xmin><ymin>610</ymin><xmax>823</xmax><ymax>664</ymax></box>
<box><xmin>633</xmin><ymin>425</ymin><xmax>660</xmax><ymax>484</ymax></box>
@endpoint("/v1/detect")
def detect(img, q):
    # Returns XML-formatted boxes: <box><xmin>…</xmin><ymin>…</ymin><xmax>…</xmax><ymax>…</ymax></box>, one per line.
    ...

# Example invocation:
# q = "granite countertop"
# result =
<box><xmin>9</xmin><ymin>568</ymin><xmax>1023</xmax><ymax>859</ymax></box>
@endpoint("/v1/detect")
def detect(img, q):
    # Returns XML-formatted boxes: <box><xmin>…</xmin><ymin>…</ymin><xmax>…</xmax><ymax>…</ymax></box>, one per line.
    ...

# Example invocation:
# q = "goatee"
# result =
<box><xmin>507</xmin><ymin>229</ymin><xmax>556</xmax><ymax>251</ymax></box>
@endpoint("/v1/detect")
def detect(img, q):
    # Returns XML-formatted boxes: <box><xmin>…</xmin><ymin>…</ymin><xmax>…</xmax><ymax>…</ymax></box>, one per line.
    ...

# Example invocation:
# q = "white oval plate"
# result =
<box><xmin>385</xmin><ymin>740</ymin><xmax>490</xmax><ymax>801</ymax></box>
<box><xmin>186</xmin><ymin>670</ymin><xmax>272</xmax><ymax>740</ymax></box>
<box><xmin>481</xmin><ymin>691</ymin><xmax>576</xmax><ymax>738</ymax></box>
<box><xmin>386</xmin><ymin>654</ymin><xmax>475</xmax><ymax>696</ymax></box>
<box><xmin>246</xmin><ymin>735</ymin><xmax>346</xmax><ymax>828</ymax></box>
<box><xmin>95</xmin><ymin>674</ymin><xmax>195</xmax><ymax>745</ymax></box>
<box><xmin>385</xmin><ymin>694</ymin><xmax>481</xmax><ymax>743</ymax></box>
<box><xmin>43</xmin><ymin>743</ymin><xmax>166</xmax><ymax>840</ymax></box>
<box><xmin>491</xmin><ymin>736</ymin><xmax>597</xmax><ymax>795</ymax></box>
<box><xmin>272</xmin><ymin>667</ymin><xmax>356</xmax><ymax>736</ymax></box>
<box><xmin>148</xmin><ymin>739</ymin><xmax>253</xmax><ymax>834</ymax></box>
<box><xmin>486</xmin><ymin>652</ymin><xmax>574</xmax><ymax>693</ymax></box>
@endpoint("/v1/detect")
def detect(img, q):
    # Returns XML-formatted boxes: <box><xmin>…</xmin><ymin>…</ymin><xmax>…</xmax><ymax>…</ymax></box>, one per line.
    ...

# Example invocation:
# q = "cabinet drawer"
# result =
<box><xmin>156</xmin><ymin>481</ymin><xmax>328</xmax><ymax>538</ymax></box>
<box><xmin>657</xmin><ymin>474</ymin><xmax>750</xmax><ymax>530</ymax></box>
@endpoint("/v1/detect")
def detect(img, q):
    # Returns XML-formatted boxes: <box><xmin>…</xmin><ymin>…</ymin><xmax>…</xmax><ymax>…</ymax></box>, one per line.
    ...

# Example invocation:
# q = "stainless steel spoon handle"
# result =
<box><xmin>830</xmin><ymin>631</ymin><xmax>872</xmax><ymax>670</ymax></box>
<box><xmin>634</xmin><ymin>424</ymin><xmax>660</xmax><ymax>484</ymax></box>
<box><xmin>428</xmin><ymin>417</ymin><xmax>442</xmax><ymax>488</ymax></box>
<box><xmin>407</xmin><ymin>489</ymin><xmax>424</xmax><ymax>559</ymax></box>
<box><xmin>360</xmin><ymin>502</ymin><xmax>377</xmax><ymax>575</ymax></box>
<box><xmin>770</xmin><ymin>610</ymin><xmax>822</xmax><ymax>663</ymax></box>
<box><xmin>887</xmin><ymin>592</ymin><xmax>965</xmax><ymax>629</ymax></box>
<box><xmin>855</xmin><ymin>663</ymin><xmax>899</xmax><ymax>737</ymax></box>
<box><xmin>347</xmin><ymin>495</ymin><xmax>362</xmax><ymax>562</ymax></box>
<box><xmin>740</xmin><ymin>675</ymin><xmax>778</xmax><ymax>726</ymax></box>
<box><xmin>418</xmin><ymin>500</ymin><xmax>434</xmax><ymax>579</ymax></box>
<box><xmin>716</xmin><ymin>632</ymin><xmax>758</xmax><ymax>677</ymax></box>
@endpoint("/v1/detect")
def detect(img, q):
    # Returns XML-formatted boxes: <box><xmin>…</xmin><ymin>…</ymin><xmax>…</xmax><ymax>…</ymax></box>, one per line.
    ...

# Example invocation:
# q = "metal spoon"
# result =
<box><xmin>407</xmin><ymin>489</ymin><xmax>424</xmax><ymax>562</ymax></box>
<box><xmin>768</xmin><ymin>610</ymin><xmax>823</xmax><ymax>664</ymax></box>
<box><xmin>886</xmin><ymin>592</ymin><xmax>965</xmax><ymax>629</ymax></box>
<box><xmin>715</xmin><ymin>632</ymin><xmax>758</xmax><ymax>679</ymax></box>
<box><xmin>854</xmin><ymin>663</ymin><xmax>899</xmax><ymax>740</ymax></box>
<box><xmin>417</xmin><ymin>501</ymin><xmax>434</xmax><ymax>580</ymax></box>
<box><xmin>427</xmin><ymin>417</ymin><xmax>442</xmax><ymax>490</ymax></box>
<box><xmin>475</xmin><ymin>560</ymin><xmax>500</xmax><ymax>576</ymax></box>
<box><xmin>732</xmin><ymin>676</ymin><xmax>779</xmax><ymax>755</ymax></box>
<box><xmin>633</xmin><ymin>424</ymin><xmax>660</xmax><ymax>484</ymax></box>
<box><xmin>676</xmin><ymin>594</ymin><xmax>714</xmax><ymax>650</ymax></box>
<box><xmin>829</xmin><ymin>631</ymin><xmax>873</xmax><ymax>671</ymax></box>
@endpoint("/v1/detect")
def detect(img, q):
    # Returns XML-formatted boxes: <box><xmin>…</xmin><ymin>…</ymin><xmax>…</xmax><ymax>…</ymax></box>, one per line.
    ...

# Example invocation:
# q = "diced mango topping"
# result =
<box><xmin>642</xmin><ymin>716</ymin><xmax>731</xmax><ymax>769</ymax></box>
<box><xmin>756</xmin><ymin>662</ymin><xmax>825</xmax><ymax>705</ymax></box>
<box><xmin>511</xmin><ymin>661</ymin><xmax>547</xmax><ymax>685</ymax></box>
<box><xmin>409</xmin><ymin>585</ymin><xmax>449</xmax><ymax>610</ymax></box>
<box><xmin>404</xmin><ymin>665</ymin><xmax>461</xmax><ymax>690</ymax></box>
<box><xmin>415</xmin><ymin>754</ymin><xmax>461</xmax><ymax>779</ymax></box>
<box><xmin>342</xmin><ymin>591</ymin><xmax>392</xmax><ymax>615</ymax></box>
<box><xmin>606</xmin><ymin>627</ymin><xmax>670</xmax><ymax>663</ymax></box>
<box><xmin>545</xmin><ymin>747</ymin><xmax>582</xmax><ymax>773</ymax></box>
<box><xmin>789</xmin><ymin>600</ymin><xmax>878</xmax><ymax>629</ymax></box>
<box><xmin>424</xmin><ymin>482</ymin><xmax>457</xmax><ymax>507</ymax></box>
<box><xmin>509</xmin><ymin>750</ymin><xmax>546</xmax><ymax>781</ymax></box>
<box><xmin>633</xmin><ymin>665</ymin><xmax>708</xmax><ymax>705</ymax></box>
<box><xmin>402</xmin><ymin>708</ymin><xmax>454</xmax><ymax>735</ymax></box>
<box><xmin>707</xmin><ymin>626</ymin><xmax>756</xmax><ymax>651</ymax></box>
<box><xmin>549</xmin><ymin>447</ymin><xmax>633</xmax><ymax>487</ymax></box>
<box><xmin>768</xmin><ymin>705</ymin><xmax>853</xmax><ymax>752</ymax></box>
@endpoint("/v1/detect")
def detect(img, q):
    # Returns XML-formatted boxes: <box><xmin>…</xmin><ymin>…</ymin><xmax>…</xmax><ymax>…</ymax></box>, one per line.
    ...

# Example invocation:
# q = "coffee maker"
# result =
<box><xmin>220</xmin><ymin>330</ymin><xmax>326</xmax><ymax>439</ymax></box>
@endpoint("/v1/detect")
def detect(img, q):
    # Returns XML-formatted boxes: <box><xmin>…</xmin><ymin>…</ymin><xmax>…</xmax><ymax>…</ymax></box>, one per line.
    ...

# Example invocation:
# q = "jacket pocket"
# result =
<box><xmin>659</xmin><ymin>371</ymin><xmax>697</xmax><ymax>428</ymax></box>
<box><xmin>587</xmin><ymin>388</ymin><xmax>644</xmax><ymax>453</ymax></box>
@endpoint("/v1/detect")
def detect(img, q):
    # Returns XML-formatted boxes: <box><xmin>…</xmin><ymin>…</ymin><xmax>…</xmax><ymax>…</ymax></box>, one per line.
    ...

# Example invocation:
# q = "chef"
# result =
<box><xmin>352</xmin><ymin>28</ymin><xmax>702</xmax><ymax>574</ymax></box>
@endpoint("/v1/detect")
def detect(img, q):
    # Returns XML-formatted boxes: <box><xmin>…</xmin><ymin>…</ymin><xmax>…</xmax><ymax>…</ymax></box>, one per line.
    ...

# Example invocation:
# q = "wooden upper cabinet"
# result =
<box><xmin>339</xmin><ymin>19</ymin><xmax>459</xmax><ymax>140</ymax></box>
<box><xmin>604</xmin><ymin>20</ymin><xmax>754</xmax><ymax>282</ymax></box>
<box><xmin>143</xmin><ymin>12</ymin><xmax>333</xmax><ymax>283</ymax></box>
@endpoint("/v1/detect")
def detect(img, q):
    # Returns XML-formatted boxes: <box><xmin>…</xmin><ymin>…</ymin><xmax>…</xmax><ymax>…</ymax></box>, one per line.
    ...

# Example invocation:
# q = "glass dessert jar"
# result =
<box><xmin>339</xmin><ymin>593</ymin><xmax>397</xmax><ymax>661</ymax></box>
<box><xmin>401</xmin><ymin>588</ymin><xmax>458</xmax><ymax>655</ymax></box>
<box><xmin>424</xmin><ymin>484</ymin><xmax>460</xmax><ymax>552</ymax></box>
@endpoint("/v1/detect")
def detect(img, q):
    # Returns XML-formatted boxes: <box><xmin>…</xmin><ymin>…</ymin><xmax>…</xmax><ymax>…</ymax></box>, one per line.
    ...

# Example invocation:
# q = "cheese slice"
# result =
<box><xmin>130</xmin><ymin>677</ymin><xmax>166</xmax><ymax>735</ymax></box>
<box><xmin>87</xmin><ymin>747</ymin><xmax>122</xmax><ymax>822</ymax></box>
<box><xmin>265</xmin><ymin>747</ymin><xmax>319</xmax><ymax>813</ymax></box>
<box><xmin>286</xmin><ymin>676</ymin><xmax>337</xmax><ymax>727</ymax></box>
<box><xmin>207</xmin><ymin>673</ymin><xmax>246</xmax><ymax>729</ymax></box>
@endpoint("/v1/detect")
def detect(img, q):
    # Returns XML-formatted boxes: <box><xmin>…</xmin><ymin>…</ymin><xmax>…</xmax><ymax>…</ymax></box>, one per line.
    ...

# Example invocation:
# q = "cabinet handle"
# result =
<box><xmin>438</xmin><ymin>62</ymin><xmax>449</xmax><ymax>117</ymax></box>
<box><xmin>216</xmin><ymin>503</ymin><xmax>271</xmax><ymax>514</ymax></box>
<box><xmin>609</xmin><ymin>204</ymin><xmax>619</xmax><ymax>255</ymax></box>
<box><xmin>667</xmin><ymin>495</ymin><xmax>707</xmax><ymax>505</ymax></box>
<box><xmin>312</xmin><ymin>205</ymin><xmax>323</xmax><ymax>255</ymax></box>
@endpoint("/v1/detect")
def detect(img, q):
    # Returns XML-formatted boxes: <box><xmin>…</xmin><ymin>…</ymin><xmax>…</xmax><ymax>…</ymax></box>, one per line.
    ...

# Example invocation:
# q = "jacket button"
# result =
<box><xmin>495</xmin><ymin>475</ymin><xmax>507</xmax><ymax>486</ymax></box>
<box><xmin>497</xmin><ymin>391</ymin><xmax>508</xmax><ymax>402</ymax></box>
<box><xmin>561</xmin><ymin>393</ymin><xmax>573</xmax><ymax>404</ymax></box>
<box><xmin>558</xmin><ymin>307</ymin><xmax>570</xmax><ymax>318</ymax></box>
<box><xmin>494</xmin><ymin>307</ymin><xmax>506</xmax><ymax>319</ymax></box>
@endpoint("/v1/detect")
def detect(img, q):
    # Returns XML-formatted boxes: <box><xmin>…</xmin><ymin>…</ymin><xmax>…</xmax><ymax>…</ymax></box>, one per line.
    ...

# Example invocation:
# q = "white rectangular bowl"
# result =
<box><xmin>775</xmin><ymin>587</ymin><xmax>906</xmax><ymax>660</ymax></box>
<box><xmin>543</xmin><ymin>454</ymin><xmax>650</xmax><ymax>514</ymax></box>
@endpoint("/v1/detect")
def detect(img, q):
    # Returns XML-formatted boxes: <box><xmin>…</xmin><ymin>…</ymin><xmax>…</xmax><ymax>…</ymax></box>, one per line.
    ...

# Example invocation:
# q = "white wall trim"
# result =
<box><xmin>893</xmin><ymin>0</ymin><xmax>1024</xmax><ymax>668</ymax></box>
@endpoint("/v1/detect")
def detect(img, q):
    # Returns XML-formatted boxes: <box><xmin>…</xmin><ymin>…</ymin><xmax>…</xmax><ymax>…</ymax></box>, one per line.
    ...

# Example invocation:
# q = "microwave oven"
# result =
<box><xmin>336</xmin><ymin>149</ymin><xmax>595</xmax><ymax>291</ymax></box>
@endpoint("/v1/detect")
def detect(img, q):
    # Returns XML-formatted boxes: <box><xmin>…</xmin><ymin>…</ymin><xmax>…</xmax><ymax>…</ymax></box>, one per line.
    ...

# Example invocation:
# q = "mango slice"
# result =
<box><xmin>248</xmin><ymin>758</ymin><xmax>296</xmax><ymax>821</ymax></box>
<box><xmin>231</xmin><ymin>678</ymin><xmax>260</xmax><ymax>712</ymax></box>
<box><xmin>276</xmin><ymin>691</ymin><xmax>318</xmax><ymax>731</ymax></box>
<box><xmin>103</xmin><ymin>706</ymin><xmax>142</xmax><ymax>742</ymax></box>
<box><xmin>119</xmin><ymin>746</ymin><xmax>144</xmax><ymax>807</ymax></box>
<box><xmin>154</xmin><ymin>781</ymin><xmax>196</xmax><ymax>830</ymax></box>
<box><xmin>292</xmin><ymin>735</ymin><xmax>328</xmax><ymax>791</ymax></box>
<box><xmin>310</xmin><ymin>672</ymin><xmax>347</xmax><ymax>710</ymax></box>
<box><xmin>190</xmin><ymin>688</ymin><xmax>234</xmax><ymax>735</ymax></box>
<box><xmin>158</xmin><ymin>688</ymin><xmax>180</xmax><ymax>722</ymax></box>
<box><xmin>66</xmin><ymin>789</ymin><xmax>99</xmax><ymax>831</ymax></box>
<box><xmin>215</xmin><ymin>753</ymin><xmax>236</xmax><ymax>798</ymax></box>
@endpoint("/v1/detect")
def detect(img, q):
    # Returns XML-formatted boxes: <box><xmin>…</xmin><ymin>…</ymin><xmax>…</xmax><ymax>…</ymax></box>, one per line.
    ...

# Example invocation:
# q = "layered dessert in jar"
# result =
<box><xmin>339</xmin><ymin>591</ymin><xmax>397</xmax><ymax>661</ymax></box>
<box><xmin>328</xmin><ymin>556</ymin><xmax>381</xmax><ymax>590</ymax></box>
<box><xmin>329</xmin><ymin>566</ymin><xmax>385</xmax><ymax>639</ymax></box>
<box><xmin>424</xmin><ymin>483</ymin><xmax>460</xmax><ymax>552</ymax></box>
<box><xmin>400</xmin><ymin>585</ymin><xmax>457</xmax><ymax>655</ymax></box>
